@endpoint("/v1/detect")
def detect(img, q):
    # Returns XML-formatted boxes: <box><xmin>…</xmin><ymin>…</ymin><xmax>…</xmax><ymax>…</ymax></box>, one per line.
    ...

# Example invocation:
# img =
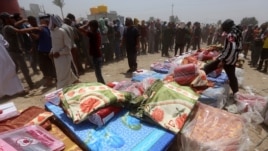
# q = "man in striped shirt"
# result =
<box><xmin>204</xmin><ymin>19</ymin><xmax>242</xmax><ymax>95</ymax></box>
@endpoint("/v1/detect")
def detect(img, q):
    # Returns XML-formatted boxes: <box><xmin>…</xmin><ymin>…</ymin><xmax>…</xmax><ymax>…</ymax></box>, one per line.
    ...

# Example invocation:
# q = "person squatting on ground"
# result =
<box><xmin>79</xmin><ymin>20</ymin><xmax>106</xmax><ymax>84</ymax></box>
<box><xmin>121</xmin><ymin>17</ymin><xmax>140</xmax><ymax>73</ymax></box>
<box><xmin>204</xmin><ymin>19</ymin><xmax>243</xmax><ymax>96</ymax></box>
<box><xmin>48</xmin><ymin>15</ymin><xmax>79</xmax><ymax>89</ymax></box>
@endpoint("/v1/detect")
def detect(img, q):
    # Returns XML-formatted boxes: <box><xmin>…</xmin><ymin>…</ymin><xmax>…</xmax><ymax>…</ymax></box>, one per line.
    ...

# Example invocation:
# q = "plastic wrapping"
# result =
<box><xmin>0</xmin><ymin>125</ymin><xmax>65</xmax><ymax>151</ymax></box>
<box><xmin>191</xmin><ymin>70</ymin><xmax>208</xmax><ymax>87</ymax></box>
<box><xmin>235</xmin><ymin>67</ymin><xmax>244</xmax><ymax>88</ymax></box>
<box><xmin>88</xmin><ymin>106</ymin><xmax>122</xmax><ymax>127</ymax></box>
<box><xmin>174</xmin><ymin>75</ymin><xmax>197</xmax><ymax>86</ymax></box>
<box><xmin>207</xmin><ymin>72</ymin><xmax>229</xmax><ymax>84</ymax></box>
<box><xmin>131</xmin><ymin>70</ymin><xmax>167</xmax><ymax>82</ymax></box>
<box><xmin>197</xmin><ymin>50</ymin><xmax>214</xmax><ymax>61</ymax></box>
<box><xmin>44</xmin><ymin>88</ymin><xmax>63</xmax><ymax>105</ymax></box>
<box><xmin>0</xmin><ymin>102</ymin><xmax>19</xmax><ymax>122</ymax></box>
<box><xmin>207</xmin><ymin>67</ymin><xmax>223</xmax><ymax>78</ymax></box>
<box><xmin>179</xmin><ymin>103</ymin><xmax>250</xmax><ymax>151</ymax></box>
<box><xmin>236</xmin><ymin>93</ymin><xmax>268</xmax><ymax>124</ymax></box>
<box><xmin>200</xmin><ymin>84</ymin><xmax>229</xmax><ymax>108</ymax></box>
<box><xmin>173</xmin><ymin>64</ymin><xmax>199</xmax><ymax>86</ymax></box>
<box><xmin>235</xmin><ymin>93</ymin><xmax>268</xmax><ymax>115</ymax></box>
<box><xmin>173</xmin><ymin>64</ymin><xmax>198</xmax><ymax>77</ymax></box>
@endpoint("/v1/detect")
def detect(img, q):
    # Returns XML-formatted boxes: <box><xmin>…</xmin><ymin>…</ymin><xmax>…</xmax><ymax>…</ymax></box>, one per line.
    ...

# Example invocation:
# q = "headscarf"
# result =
<box><xmin>179</xmin><ymin>22</ymin><xmax>185</xmax><ymax>29</ymax></box>
<box><xmin>98</xmin><ymin>18</ymin><xmax>107</xmax><ymax>33</ymax></box>
<box><xmin>98</xmin><ymin>18</ymin><xmax>105</xmax><ymax>29</ymax></box>
<box><xmin>48</xmin><ymin>14</ymin><xmax>63</xmax><ymax>30</ymax></box>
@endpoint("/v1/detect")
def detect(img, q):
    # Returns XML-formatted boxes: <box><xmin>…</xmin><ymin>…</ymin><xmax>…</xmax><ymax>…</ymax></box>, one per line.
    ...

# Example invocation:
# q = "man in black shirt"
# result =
<box><xmin>121</xmin><ymin>17</ymin><xmax>140</xmax><ymax>73</ymax></box>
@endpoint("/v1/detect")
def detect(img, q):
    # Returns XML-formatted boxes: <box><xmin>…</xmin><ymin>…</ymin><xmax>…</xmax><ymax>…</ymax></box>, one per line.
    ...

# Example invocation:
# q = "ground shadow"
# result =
<box><xmin>120</xmin><ymin>72</ymin><xmax>133</xmax><ymax>79</ymax></box>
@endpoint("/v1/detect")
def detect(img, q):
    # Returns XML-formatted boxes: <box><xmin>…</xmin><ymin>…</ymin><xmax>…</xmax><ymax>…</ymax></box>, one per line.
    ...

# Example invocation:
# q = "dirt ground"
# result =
<box><xmin>1</xmin><ymin>48</ymin><xmax>268</xmax><ymax>150</ymax></box>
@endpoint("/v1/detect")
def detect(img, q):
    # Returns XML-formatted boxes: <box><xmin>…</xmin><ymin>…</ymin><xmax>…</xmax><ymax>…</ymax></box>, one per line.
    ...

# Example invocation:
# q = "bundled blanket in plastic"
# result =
<box><xmin>150</xmin><ymin>62</ymin><xmax>173</xmax><ymax>74</ymax></box>
<box><xmin>132</xmin><ymin>70</ymin><xmax>167</xmax><ymax>82</ymax></box>
<box><xmin>131</xmin><ymin>80</ymin><xmax>199</xmax><ymax>134</ymax></box>
<box><xmin>0</xmin><ymin>125</ymin><xmax>65</xmax><ymax>151</ymax></box>
<box><xmin>198</xmin><ymin>84</ymin><xmax>229</xmax><ymax>108</ymax></box>
<box><xmin>179</xmin><ymin>103</ymin><xmax>248</xmax><ymax>151</ymax></box>
<box><xmin>59</xmin><ymin>82</ymin><xmax>132</xmax><ymax>124</ymax></box>
<box><xmin>207</xmin><ymin>72</ymin><xmax>229</xmax><ymax>84</ymax></box>
<box><xmin>236</xmin><ymin>93</ymin><xmax>268</xmax><ymax>124</ymax></box>
<box><xmin>173</xmin><ymin>64</ymin><xmax>199</xmax><ymax>85</ymax></box>
<box><xmin>45</xmin><ymin>103</ymin><xmax>175</xmax><ymax>151</ymax></box>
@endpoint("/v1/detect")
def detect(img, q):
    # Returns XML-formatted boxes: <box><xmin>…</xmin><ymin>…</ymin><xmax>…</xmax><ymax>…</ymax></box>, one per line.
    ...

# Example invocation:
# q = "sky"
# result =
<box><xmin>18</xmin><ymin>0</ymin><xmax>268</xmax><ymax>24</ymax></box>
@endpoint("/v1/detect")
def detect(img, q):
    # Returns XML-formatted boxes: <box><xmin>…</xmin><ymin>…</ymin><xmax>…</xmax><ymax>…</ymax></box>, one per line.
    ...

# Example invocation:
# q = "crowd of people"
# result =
<box><xmin>0</xmin><ymin>11</ymin><xmax>267</xmax><ymax>98</ymax></box>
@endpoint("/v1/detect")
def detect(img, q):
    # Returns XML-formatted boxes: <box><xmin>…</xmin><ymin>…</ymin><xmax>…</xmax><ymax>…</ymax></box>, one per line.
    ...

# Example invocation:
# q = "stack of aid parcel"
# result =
<box><xmin>177</xmin><ymin>103</ymin><xmax>249</xmax><ymax>151</ymax></box>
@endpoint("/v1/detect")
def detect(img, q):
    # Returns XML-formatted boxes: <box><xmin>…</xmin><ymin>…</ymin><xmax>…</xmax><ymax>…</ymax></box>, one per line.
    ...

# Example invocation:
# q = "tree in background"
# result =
<box><xmin>240</xmin><ymin>17</ymin><xmax>258</xmax><ymax>27</ymax></box>
<box><xmin>52</xmin><ymin>0</ymin><xmax>65</xmax><ymax>18</ymax></box>
<box><xmin>148</xmin><ymin>17</ymin><xmax>155</xmax><ymax>22</ymax></box>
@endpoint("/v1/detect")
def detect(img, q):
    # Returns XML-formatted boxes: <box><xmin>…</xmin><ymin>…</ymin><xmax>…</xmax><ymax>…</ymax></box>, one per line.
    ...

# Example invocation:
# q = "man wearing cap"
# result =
<box><xmin>204</xmin><ymin>19</ymin><xmax>243</xmax><ymax>97</ymax></box>
<box><xmin>0</xmin><ymin>12</ymin><xmax>39</xmax><ymax>89</ymax></box>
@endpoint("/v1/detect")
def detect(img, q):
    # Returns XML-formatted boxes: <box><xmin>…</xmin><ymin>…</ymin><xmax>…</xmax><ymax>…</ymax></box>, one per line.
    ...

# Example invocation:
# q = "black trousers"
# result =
<box><xmin>38</xmin><ymin>51</ymin><xmax>56</xmax><ymax>79</ymax></box>
<box><xmin>204</xmin><ymin>59</ymin><xmax>238</xmax><ymax>94</ymax></box>
<box><xmin>126</xmin><ymin>48</ymin><xmax>137</xmax><ymax>71</ymax></box>
<box><xmin>174</xmin><ymin>43</ymin><xmax>185</xmax><ymax>56</ymax></box>
<box><xmin>8</xmin><ymin>52</ymin><xmax>34</xmax><ymax>87</ymax></box>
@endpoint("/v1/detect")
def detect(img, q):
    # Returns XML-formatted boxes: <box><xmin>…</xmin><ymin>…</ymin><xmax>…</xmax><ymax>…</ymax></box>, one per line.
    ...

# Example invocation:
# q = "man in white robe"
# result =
<box><xmin>48</xmin><ymin>15</ymin><xmax>78</xmax><ymax>89</ymax></box>
<box><xmin>0</xmin><ymin>34</ymin><xmax>24</xmax><ymax>98</ymax></box>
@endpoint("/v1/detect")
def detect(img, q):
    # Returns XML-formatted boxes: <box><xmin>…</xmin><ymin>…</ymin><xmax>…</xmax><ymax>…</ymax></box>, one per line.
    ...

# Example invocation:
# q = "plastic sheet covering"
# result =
<box><xmin>207</xmin><ymin>72</ymin><xmax>229</xmax><ymax>84</ymax></box>
<box><xmin>150</xmin><ymin>62</ymin><xmax>173</xmax><ymax>74</ymax></box>
<box><xmin>200</xmin><ymin>84</ymin><xmax>230</xmax><ymax>108</ymax></box>
<box><xmin>179</xmin><ymin>103</ymin><xmax>250</xmax><ymax>151</ymax></box>
<box><xmin>236</xmin><ymin>93</ymin><xmax>268</xmax><ymax>124</ymax></box>
<box><xmin>173</xmin><ymin>64</ymin><xmax>199</xmax><ymax>86</ymax></box>
<box><xmin>235</xmin><ymin>67</ymin><xmax>244</xmax><ymax>88</ymax></box>
<box><xmin>236</xmin><ymin>93</ymin><xmax>267</xmax><ymax>114</ymax></box>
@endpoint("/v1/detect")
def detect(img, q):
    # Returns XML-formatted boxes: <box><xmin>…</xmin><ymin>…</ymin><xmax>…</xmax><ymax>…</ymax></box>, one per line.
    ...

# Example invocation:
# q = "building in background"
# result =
<box><xmin>87</xmin><ymin>5</ymin><xmax>124</xmax><ymax>23</ymax></box>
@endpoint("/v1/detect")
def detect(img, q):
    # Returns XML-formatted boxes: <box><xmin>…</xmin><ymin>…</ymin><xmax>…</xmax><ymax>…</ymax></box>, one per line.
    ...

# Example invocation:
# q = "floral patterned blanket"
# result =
<box><xmin>59</xmin><ymin>82</ymin><xmax>132</xmax><ymax>124</ymax></box>
<box><xmin>131</xmin><ymin>80</ymin><xmax>199</xmax><ymax>134</ymax></box>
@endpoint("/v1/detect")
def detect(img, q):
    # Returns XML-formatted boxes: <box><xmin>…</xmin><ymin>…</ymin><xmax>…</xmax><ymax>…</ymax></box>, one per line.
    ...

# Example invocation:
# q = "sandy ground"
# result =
<box><xmin>1</xmin><ymin>48</ymin><xmax>268</xmax><ymax>150</ymax></box>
